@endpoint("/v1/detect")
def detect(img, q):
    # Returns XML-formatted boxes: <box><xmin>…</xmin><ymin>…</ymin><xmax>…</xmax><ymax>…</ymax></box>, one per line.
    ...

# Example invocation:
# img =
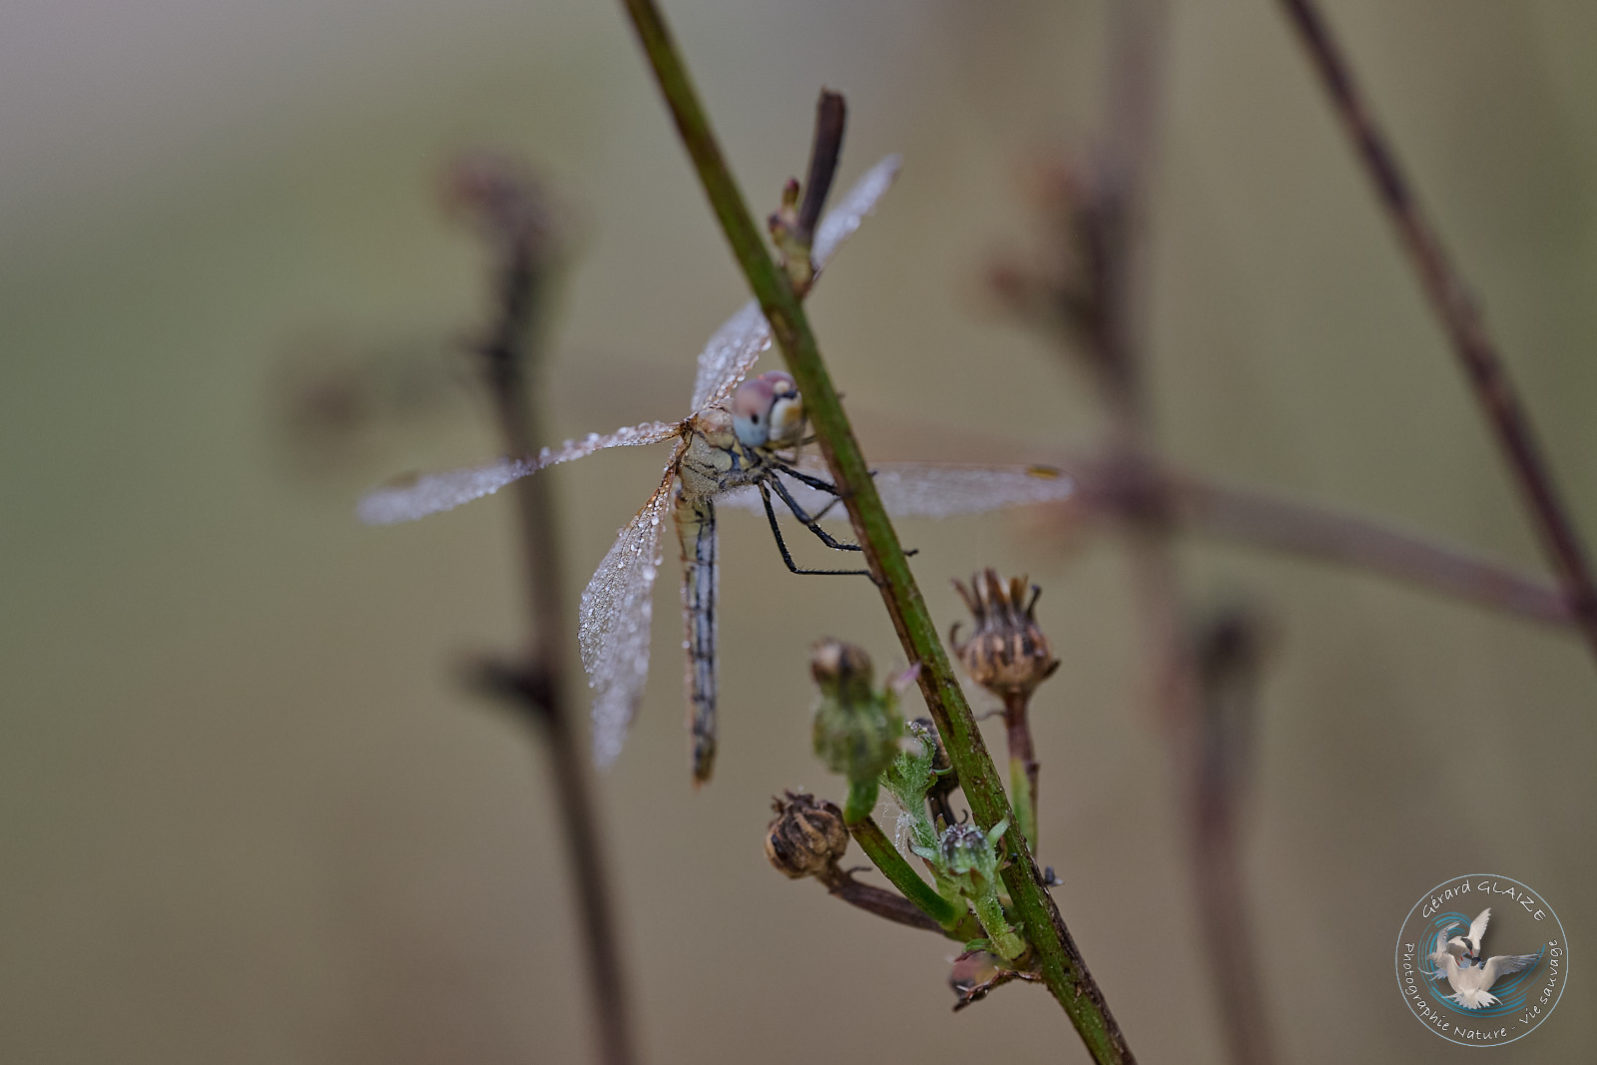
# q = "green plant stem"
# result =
<box><xmin>846</xmin><ymin>815</ymin><xmax>966</xmax><ymax>934</ymax></box>
<box><xmin>972</xmin><ymin>892</ymin><xmax>1027</xmax><ymax>963</ymax></box>
<box><xmin>1002</xmin><ymin>691</ymin><xmax>1039</xmax><ymax>847</ymax></box>
<box><xmin>617</xmin><ymin>3</ymin><xmax>1135</xmax><ymax>1060</ymax></box>
<box><xmin>843</xmin><ymin>778</ymin><xmax>880</xmax><ymax>825</ymax></box>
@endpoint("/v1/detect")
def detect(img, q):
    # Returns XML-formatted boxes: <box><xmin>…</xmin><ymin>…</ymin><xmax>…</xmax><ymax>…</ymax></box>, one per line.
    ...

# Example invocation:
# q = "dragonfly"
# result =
<box><xmin>360</xmin><ymin>155</ymin><xmax>1078</xmax><ymax>781</ymax></box>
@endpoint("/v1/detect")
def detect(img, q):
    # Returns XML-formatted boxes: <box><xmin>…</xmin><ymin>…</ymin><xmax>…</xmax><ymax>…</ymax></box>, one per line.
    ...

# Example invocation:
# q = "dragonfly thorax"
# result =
<box><xmin>677</xmin><ymin>408</ymin><xmax>775</xmax><ymax>500</ymax></box>
<box><xmin>677</xmin><ymin>372</ymin><xmax>807</xmax><ymax>500</ymax></box>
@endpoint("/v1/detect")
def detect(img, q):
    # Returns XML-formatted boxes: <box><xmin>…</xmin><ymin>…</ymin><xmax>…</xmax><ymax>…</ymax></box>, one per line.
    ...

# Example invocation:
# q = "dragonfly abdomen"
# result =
<box><xmin>676</xmin><ymin>493</ymin><xmax>719</xmax><ymax>782</ymax></box>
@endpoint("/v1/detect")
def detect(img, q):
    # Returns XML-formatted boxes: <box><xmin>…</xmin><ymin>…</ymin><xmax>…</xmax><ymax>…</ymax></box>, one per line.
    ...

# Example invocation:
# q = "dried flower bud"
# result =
<box><xmin>950</xmin><ymin>570</ymin><xmax>1060</xmax><ymax>699</ymax></box>
<box><xmin>810</xmin><ymin>639</ymin><xmax>904</xmax><ymax>785</ymax></box>
<box><xmin>764</xmin><ymin>791</ymin><xmax>848</xmax><ymax>880</ymax></box>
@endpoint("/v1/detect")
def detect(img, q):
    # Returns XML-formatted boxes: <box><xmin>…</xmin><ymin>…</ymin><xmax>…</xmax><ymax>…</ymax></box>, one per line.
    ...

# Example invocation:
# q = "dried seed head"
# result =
<box><xmin>810</xmin><ymin>639</ymin><xmax>904</xmax><ymax>784</ymax></box>
<box><xmin>764</xmin><ymin>790</ymin><xmax>849</xmax><ymax>880</ymax></box>
<box><xmin>950</xmin><ymin>569</ymin><xmax>1060</xmax><ymax>699</ymax></box>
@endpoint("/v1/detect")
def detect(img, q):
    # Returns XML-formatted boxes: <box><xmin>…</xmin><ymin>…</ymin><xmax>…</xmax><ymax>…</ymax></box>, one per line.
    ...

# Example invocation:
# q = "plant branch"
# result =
<box><xmin>1001</xmin><ymin>690</ymin><xmax>1039</xmax><ymax>847</ymax></box>
<box><xmin>1062</xmin><ymin>455</ymin><xmax>1571</xmax><ymax>626</ymax></box>
<box><xmin>846</xmin><ymin>814</ymin><xmax>966</xmax><ymax>934</ymax></box>
<box><xmin>1187</xmin><ymin>606</ymin><xmax>1277</xmax><ymax>1065</ymax></box>
<box><xmin>816</xmin><ymin>865</ymin><xmax>946</xmax><ymax>933</ymax></box>
<box><xmin>795</xmin><ymin>91</ymin><xmax>846</xmax><ymax>247</ymax></box>
<box><xmin>1273</xmin><ymin>0</ymin><xmax>1597</xmax><ymax>665</ymax></box>
<box><xmin>454</xmin><ymin>155</ymin><xmax>637</xmax><ymax>1065</ymax></box>
<box><xmin>1164</xmin><ymin>469</ymin><xmax>1570</xmax><ymax>625</ymax></box>
<box><xmin>616</xmin><ymin>4</ymin><xmax>1135</xmax><ymax>1060</ymax></box>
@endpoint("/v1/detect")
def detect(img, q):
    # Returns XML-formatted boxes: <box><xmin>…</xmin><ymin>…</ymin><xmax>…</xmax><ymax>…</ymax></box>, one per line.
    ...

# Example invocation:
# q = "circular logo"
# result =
<box><xmin>1394</xmin><ymin>874</ymin><xmax>1567</xmax><ymax>1046</ymax></box>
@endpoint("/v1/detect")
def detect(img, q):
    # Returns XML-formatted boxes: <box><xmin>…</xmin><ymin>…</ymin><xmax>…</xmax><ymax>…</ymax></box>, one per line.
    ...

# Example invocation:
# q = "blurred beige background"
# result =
<box><xmin>3</xmin><ymin>1</ymin><xmax>1593</xmax><ymax>1062</ymax></box>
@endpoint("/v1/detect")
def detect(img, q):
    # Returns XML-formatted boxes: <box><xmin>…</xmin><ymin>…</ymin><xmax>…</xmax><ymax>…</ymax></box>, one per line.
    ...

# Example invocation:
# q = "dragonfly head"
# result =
<box><xmin>732</xmin><ymin>371</ymin><xmax>805</xmax><ymax>449</ymax></box>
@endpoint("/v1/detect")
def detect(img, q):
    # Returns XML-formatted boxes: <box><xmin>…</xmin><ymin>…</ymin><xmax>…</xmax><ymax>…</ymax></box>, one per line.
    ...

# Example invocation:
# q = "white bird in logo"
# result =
<box><xmin>1428</xmin><ymin>908</ymin><xmax>1540</xmax><ymax>1009</ymax></box>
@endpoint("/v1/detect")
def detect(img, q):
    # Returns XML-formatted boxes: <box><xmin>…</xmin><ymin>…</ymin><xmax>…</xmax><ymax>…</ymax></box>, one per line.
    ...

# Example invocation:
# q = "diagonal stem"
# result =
<box><xmin>1273</xmin><ymin>0</ymin><xmax>1597</xmax><ymax>667</ymax></box>
<box><xmin>617</xmin><ymin>2</ymin><xmax>1135</xmax><ymax>1060</ymax></box>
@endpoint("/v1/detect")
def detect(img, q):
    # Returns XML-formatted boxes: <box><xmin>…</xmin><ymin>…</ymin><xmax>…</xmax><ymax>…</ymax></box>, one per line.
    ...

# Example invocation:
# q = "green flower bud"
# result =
<box><xmin>940</xmin><ymin>820</ymin><xmax>1006</xmax><ymax>886</ymax></box>
<box><xmin>810</xmin><ymin>639</ymin><xmax>904</xmax><ymax>786</ymax></box>
<box><xmin>921</xmin><ymin>817</ymin><xmax>1025</xmax><ymax>961</ymax></box>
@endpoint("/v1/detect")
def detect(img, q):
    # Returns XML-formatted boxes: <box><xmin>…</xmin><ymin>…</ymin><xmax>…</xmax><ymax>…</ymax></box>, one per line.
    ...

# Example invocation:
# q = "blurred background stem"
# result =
<box><xmin>452</xmin><ymin>156</ymin><xmax>638</xmax><ymax>1065</ymax></box>
<box><xmin>1275</xmin><ymin>0</ymin><xmax>1597</xmax><ymax>670</ymax></box>
<box><xmin>1075</xmin><ymin>2</ymin><xmax>1283</xmax><ymax>1062</ymax></box>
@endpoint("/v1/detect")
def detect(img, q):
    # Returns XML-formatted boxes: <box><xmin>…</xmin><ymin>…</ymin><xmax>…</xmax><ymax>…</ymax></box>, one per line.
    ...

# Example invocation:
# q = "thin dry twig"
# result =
<box><xmin>1187</xmin><ymin>606</ymin><xmax>1278</xmax><ymax>1065</ymax></box>
<box><xmin>449</xmin><ymin>153</ymin><xmax>638</xmax><ymax>1065</ymax></box>
<box><xmin>1060</xmin><ymin>456</ymin><xmax>1572</xmax><ymax>626</ymax></box>
<box><xmin>1273</xmin><ymin>0</ymin><xmax>1597</xmax><ymax>665</ymax></box>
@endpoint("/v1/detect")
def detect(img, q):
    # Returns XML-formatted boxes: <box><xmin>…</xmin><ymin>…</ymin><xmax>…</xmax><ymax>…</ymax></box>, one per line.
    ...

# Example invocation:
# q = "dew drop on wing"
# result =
<box><xmin>689</xmin><ymin>155</ymin><xmax>902</xmax><ymax>412</ymax></box>
<box><xmin>580</xmin><ymin>484</ymin><xmax>673</xmax><ymax>768</ymax></box>
<box><xmin>357</xmin><ymin>456</ymin><xmax>536</xmax><ymax>524</ymax></box>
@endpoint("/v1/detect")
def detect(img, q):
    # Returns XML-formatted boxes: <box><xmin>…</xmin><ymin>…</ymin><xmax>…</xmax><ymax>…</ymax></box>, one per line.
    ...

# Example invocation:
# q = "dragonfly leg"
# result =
<box><xmin>775</xmin><ymin>465</ymin><xmax>854</xmax><ymax>520</ymax></box>
<box><xmin>757</xmin><ymin>482</ymin><xmax>871</xmax><ymax>576</ymax></box>
<box><xmin>772</xmin><ymin>467</ymin><xmax>919</xmax><ymax>558</ymax></box>
<box><xmin>769</xmin><ymin>474</ymin><xmax>863</xmax><ymax>552</ymax></box>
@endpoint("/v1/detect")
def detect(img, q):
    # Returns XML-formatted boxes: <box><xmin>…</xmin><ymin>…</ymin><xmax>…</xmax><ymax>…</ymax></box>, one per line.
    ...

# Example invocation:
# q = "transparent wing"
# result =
<box><xmin>688</xmin><ymin>300</ymin><xmax>770</xmax><ymax>416</ymax></box>
<box><xmin>690</xmin><ymin>154</ymin><xmax>904</xmax><ymax>413</ymax></box>
<box><xmin>811</xmin><ymin>154</ymin><xmax>902</xmax><ymax>269</ymax></box>
<box><xmin>718</xmin><ymin>462</ymin><xmax>1076</xmax><ymax>521</ymax></box>
<box><xmin>358</xmin><ymin>419</ymin><xmax>681</xmax><ymax>525</ymax></box>
<box><xmin>580</xmin><ymin>462</ymin><xmax>680</xmax><ymax>768</ymax></box>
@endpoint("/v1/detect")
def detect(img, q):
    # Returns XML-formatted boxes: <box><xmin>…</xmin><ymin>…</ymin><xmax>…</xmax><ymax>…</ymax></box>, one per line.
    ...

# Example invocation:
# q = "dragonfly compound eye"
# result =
<box><xmin>732</xmin><ymin>371</ymin><xmax>804</xmax><ymax>448</ymax></box>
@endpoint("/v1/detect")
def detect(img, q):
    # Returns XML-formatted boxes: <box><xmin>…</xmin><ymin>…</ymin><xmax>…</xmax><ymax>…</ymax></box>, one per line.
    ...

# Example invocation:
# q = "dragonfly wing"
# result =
<box><xmin>690</xmin><ymin>155</ymin><xmax>904</xmax><ymax>413</ymax></box>
<box><xmin>689</xmin><ymin>299</ymin><xmax>771</xmax><ymax>415</ymax></box>
<box><xmin>811</xmin><ymin>154</ymin><xmax>902</xmax><ymax>270</ymax></box>
<box><xmin>358</xmin><ymin>419</ymin><xmax>681</xmax><ymax>525</ymax></box>
<box><xmin>718</xmin><ymin>462</ymin><xmax>1076</xmax><ymax>521</ymax></box>
<box><xmin>580</xmin><ymin>464</ymin><xmax>679</xmax><ymax>767</ymax></box>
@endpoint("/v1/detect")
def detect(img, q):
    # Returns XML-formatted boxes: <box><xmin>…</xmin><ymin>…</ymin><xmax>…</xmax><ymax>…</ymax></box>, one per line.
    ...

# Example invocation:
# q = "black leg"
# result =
<box><xmin>757</xmin><ymin>483</ymin><xmax>870</xmax><ymax>576</ymax></box>
<box><xmin>770</xmin><ymin>466</ymin><xmax>919</xmax><ymax>559</ymax></box>
<box><xmin>771</xmin><ymin>465</ymin><xmax>847</xmax><ymax>520</ymax></box>
<box><xmin>769</xmin><ymin>475</ymin><xmax>864</xmax><ymax>552</ymax></box>
<box><xmin>779</xmin><ymin>464</ymin><xmax>843</xmax><ymax>493</ymax></box>
<box><xmin>763</xmin><ymin>463</ymin><xmax>849</xmax><ymax>517</ymax></box>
